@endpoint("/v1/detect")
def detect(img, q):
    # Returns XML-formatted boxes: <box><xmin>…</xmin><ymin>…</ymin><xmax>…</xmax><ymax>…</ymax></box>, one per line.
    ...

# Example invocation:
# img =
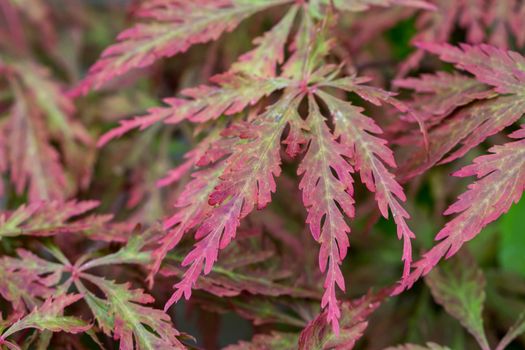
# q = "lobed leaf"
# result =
<box><xmin>77</xmin><ymin>275</ymin><xmax>185</xmax><ymax>350</ymax></box>
<box><xmin>97</xmin><ymin>74</ymin><xmax>289</xmax><ymax>146</ymax></box>
<box><xmin>298</xmin><ymin>96</ymin><xmax>356</xmax><ymax>334</ymax></box>
<box><xmin>164</xmin><ymin>93</ymin><xmax>303</xmax><ymax>310</ymax></box>
<box><xmin>319</xmin><ymin>91</ymin><xmax>415</xmax><ymax>281</ymax></box>
<box><xmin>398</xmin><ymin>95</ymin><xmax>525</xmax><ymax>181</ymax></box>
<box><xmin>0</xmin><ymin>294</ymin><xmax>89</xmax><ymax>340</ymax></box>
<box><xmin>298</xmin><ymin>291</ymin><xmax>385</xmax><ymax>350</ymax></box>
<box><xmin>0</xmin><ymin>201</ymin><xmax>105</xmax><ymax>238</ymax></box>
<box><xmin>418</xmin><ymin>42</ymin><xmax>525</xmax><ymax>94</ymax></box>
<box><xmin>394</xmin><ymin>72</ymin><xmax>493</xmax><ymax>121</ymax></box>
<box><xmin>425</xmin><ymin>256</ymin><xmax>489</xmax><ymax>350</ymax></box>
<box><xmin>402</xmin><ymin>125</ymin><xmax>525</xmax><ymax>291</ymax></box>
<box><xmin>1</xmin><ymin>60</ymin><xmax>92</xmax><ymax>201</ymax></box>
<box><xmin>0</xmin><ymin>200</ymin><xmax>101</xmax><ymax>239</ymax></box>
<box><xmin>73</xmin><ymin>0</ymin><xmax>293</xmax><ymax>95</ymax></box>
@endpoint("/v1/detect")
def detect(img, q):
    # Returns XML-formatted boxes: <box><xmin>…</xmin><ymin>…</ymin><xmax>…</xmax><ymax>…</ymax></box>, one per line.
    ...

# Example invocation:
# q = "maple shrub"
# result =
<box><xmin>1</xmin><ymin>0</ymin><xmax>525</xmax><ymax>349</ymax></box>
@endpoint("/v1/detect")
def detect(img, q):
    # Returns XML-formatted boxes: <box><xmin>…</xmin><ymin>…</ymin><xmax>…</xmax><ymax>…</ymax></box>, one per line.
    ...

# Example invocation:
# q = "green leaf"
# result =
<box><xmin>425</xmin><ymin>256</ymin><xmax>489</xmax><ymax>350</ymax></box>
<box><xmin>78</xmin><ymin>225</ymin><xmax>154</xmax><ymax>271</ymax></box>
<box><xmin>76</xmin><ymin>275</ymin><xmax>185</xmax><ymax>350</ymax></box>
<box><xmin>1</xmin><ymin>294</ymin><xmax>89</xmax><ymax>340</ymax></box>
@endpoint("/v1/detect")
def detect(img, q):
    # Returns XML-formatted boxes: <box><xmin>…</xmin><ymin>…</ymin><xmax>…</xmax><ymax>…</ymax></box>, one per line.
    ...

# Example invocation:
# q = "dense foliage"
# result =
<box><xmin>0</xmin><ymin>0</ymin><xmax>524</xmax><ymax>349</ymax></box>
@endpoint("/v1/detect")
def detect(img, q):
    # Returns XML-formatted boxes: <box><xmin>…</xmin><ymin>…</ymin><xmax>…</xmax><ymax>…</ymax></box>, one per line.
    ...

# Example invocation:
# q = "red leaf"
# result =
<box><xmin>401</xmin><ymin>125</ymin><xmax>525</xmax><ymax>290</ymax></box>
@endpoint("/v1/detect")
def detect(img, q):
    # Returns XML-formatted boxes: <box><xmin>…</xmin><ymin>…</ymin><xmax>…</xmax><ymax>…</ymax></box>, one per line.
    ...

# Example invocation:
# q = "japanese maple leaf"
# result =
<box><xmin>397</xmin><ymin>43</ymin><xmax>525</xmax><ymax>180</ymax></box>
<box><xmin>95</xmin><ymin>3</ymin><xmax>420</xmax><ymax>335</ymax></box>
<box><xmin>73</xmin><ymin>0</ymin><xmax>435</xmax><ymax>95</ymax></box>
<box><xmin>163</xmin><ymin>93</ymin><xmax>304</xmax><ymax>309</ymax></box>
<box><xmin>297</xmin><ymin>89</ymin><xmax>415</xmax><ymax>333</ymax></box>
<box><xmin>77</xmin><ymin>276</ymin><xmax>185</xmax><ymax>350</ymax></box>
<box><xmin>0</xmin><ymin>200</ymin><xmax>103</xmax><ymax>239</ymax></box>
<box><xmin>72</xmin><ymin>0</ymin><xmax>294</xmax><ymax>95</ymax></box>
<box><xmin>0</xmin><ymin>294</ymin><xmax>89</xmax><ymax>349</ymax></box>
<box><xmin>156</xmin><ymin>36</ymin><xmax>415</xmax><ymax>339</ymax></box>
<box><xmin>298</xmin><ymin>290</ymin><xmax>386</xmax><ymax>349</ymax></box>
<box><xmin>394</xmin><ymin>72</ymin><xmax>493</xmax><ymax>123</ymax></box>
<box><xmin>425</xmin><ymin>255</ymin><xmax>489</xmax><ymax>350</ymax></box>
<box><xmin>7</xmin><ymin>228</ymin><xmax>186</xmax><ymax>349</ymax></box>
<box><xmin>95</xmin><ymin>3</ymin><xmax>301</xmax><ymax>146</ymax></box>
<box><xmin>402</xmin><ymin>125</ymin><xmax>525</xmax><ymax>290</ymax></box>
<box><xmin>398</xmin><ymin>0</ymin><xmax>525</xmax><ymax>76</ymax></box>
<box><xmin>160</xmin><ymin>235</ymin><xmax>318</xmax><ymax>300</ymax></box>
<box><xmin>297</xmin><ymin>97</ymin><xmax>356</xmax><ymax>332</ymax></box>
<box><xmin>0</xmin><ymin>60</ymin><xmax>93</xmax><ymax>201</ymax></box>
<box><xmin>0</xmin><ymin>251</ymin><xmax>62</xmax><ymax>313</ymax></box>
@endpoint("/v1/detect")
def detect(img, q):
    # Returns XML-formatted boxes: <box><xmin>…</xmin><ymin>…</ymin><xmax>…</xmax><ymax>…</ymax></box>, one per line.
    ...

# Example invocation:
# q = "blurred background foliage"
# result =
<box><xmin>0</xmin><ymin>0</ymin><xmax>524</xmax><ymax>349</ymax></box>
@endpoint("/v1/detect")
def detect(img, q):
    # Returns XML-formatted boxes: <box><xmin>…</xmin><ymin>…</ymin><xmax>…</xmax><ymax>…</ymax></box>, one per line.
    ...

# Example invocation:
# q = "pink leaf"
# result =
<box><xmin>401</xmin><ymin>125</ymin><xmax>525</xmax><ymax>291</ymax></box>
<box><xmin>72</xmin><ymin>0</ymin><xmax>291</xmax><ymax>95</ymax></box>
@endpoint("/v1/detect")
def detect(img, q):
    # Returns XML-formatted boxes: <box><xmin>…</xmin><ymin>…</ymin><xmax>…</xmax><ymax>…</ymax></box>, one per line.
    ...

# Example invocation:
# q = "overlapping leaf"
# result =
<box><xmin>418</xmin><ymin>42</ymin><xmax>525</xmax><ymax>94</ymax></box>
<box><xmin>404</xmin><ymin>125</ymin><xmax>525</xmax><ymax>289</ymax></box>
<box><xmin>398</xmin><ymin>43</ymin><xmax>525</xmax><ymax>180</ymax></box>
<box><xmin>97</xmin><ymin>73</ymin><xmax>289</xmax><ymax>146</ymax></box>
<box><xmin>92</xmin><ymin>1</ymin><xmax>419</xmax><ymax>339</ymax></box>
<box><xmin>0</xmin><ymin>220</ymin><xmax>184</xmax><ymax>349</ymax></box>
<box><xmin>398</xmin><ymin>95</ymin><xmax>524</xmax><ymax>180</ymax></box>
<box><xmin>94</xmin><ymin>3</ymin><xmax>301</xmax><ymax>146</ymax></box>
<box><xmin>0</xmin><ymin>294</ymin><xmax>89</xmax><ymax>350</ymax></box>
<box><xmin>73</xmin><ymin>0</ymin><xmax>294</xmax><ymax>95</ymax></box>
<box><xmin>0</xmin><ymin>249</ymin><xmax>63</xmax><ymax>312</ymax></box>
<box><xmin>161</xmin><ymin>237</ymin><xmax>318</xmax><ymax>299</ymax></box>
<box><xmin>394</xmin><ymin>72</ymin><xmax>493</xmax><ymax>123</ymax></box>
<box><xmin>298</xmin><ymin>85</ymin><xmax>415</xmax><ymax>331</ymax></box>
<box><xmin>77</xmin><ymin>276</ymin><xmax>185</xmax><ymax>350</ymax></box>
<box><xmin>396</xmin><ymin>44</ymin><xmax>525</xmax><ymax>290</ymax></box>
<box><xmin>0</xmin><ymin>60</ymin><xmax>92</xmax><ymax>201</ymax></box>
<box><xmin>164</xmin><ymin>93</ymin><xmax>304</xmax><ymax>310</ymax></box>
<box><xmin>298</xmin><ymin>291</ymin><xmax>384</xmax><ymax>350</ymax></box>
<box><xmin>0</xmin><ymin>200</ymin><xmax>104</xmax><ymax>239</ymax></box>
<box><xmin>399</xmin><ymin>0</ymin><xmax>525</xmax><ymax>76</ymax></box>
<box><xmin>297</xmin><ymin>97</ymin><xmax>356</xmax><ymax>333</ymax></box>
